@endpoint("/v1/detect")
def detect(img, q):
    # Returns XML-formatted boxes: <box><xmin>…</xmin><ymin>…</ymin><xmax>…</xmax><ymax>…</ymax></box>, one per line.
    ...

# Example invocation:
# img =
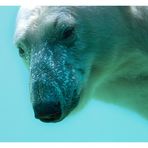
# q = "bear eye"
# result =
<box><xmin>18</xmin><ymin>47</ymin><xmax>25</xmax><ymax>57</ymax></box>
<box><xmin>61</xmin><ymin>26</ymin><xmax>75</xmax><ymax>40</ymax></box>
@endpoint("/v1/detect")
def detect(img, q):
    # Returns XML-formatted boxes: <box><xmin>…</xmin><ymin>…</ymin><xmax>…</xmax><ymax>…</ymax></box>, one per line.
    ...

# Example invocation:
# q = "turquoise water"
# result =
<box><xmin>0</xmin><ymin>6</ymin><xmax>148</xmax><ymax>142</ymax></box>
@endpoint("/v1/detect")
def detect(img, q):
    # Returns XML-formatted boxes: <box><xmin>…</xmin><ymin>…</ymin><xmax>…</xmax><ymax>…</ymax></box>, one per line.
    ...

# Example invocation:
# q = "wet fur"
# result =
<box><xmin>14</xmin><ymin>6</ymin><xmax>148</xmax><ymax>121</ymax></box>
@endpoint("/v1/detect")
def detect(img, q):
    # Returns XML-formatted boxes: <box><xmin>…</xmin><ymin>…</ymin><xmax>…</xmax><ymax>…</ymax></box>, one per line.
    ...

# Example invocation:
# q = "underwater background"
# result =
<box><xmin>0</xmin><ymin>6</ymin><xmax>148</xmax><ymax>142</ymax></box>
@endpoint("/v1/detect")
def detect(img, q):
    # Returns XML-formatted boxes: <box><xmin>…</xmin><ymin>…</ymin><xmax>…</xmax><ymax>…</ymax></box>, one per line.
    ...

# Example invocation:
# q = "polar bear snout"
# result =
<box><xmin>28</xmin><ymin>41</ymin><xmax>83</xmax><ymax>122</ymax></box>
<box><xmin>30</xmin><ymin>77</ymin><xmax>64</xmax><ymax>122</ymax></box>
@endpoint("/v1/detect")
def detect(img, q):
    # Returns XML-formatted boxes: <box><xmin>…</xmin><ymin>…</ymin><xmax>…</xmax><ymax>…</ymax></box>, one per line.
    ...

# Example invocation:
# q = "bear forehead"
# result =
<box><xmin>16</xmin><ymin>7</ymin><xmax>56</xmax><ymax>35</ymax></box>
<box><xmin>17</xmin><ymin>6</ymin><xmax>76</xmax><ymax>28</ymax></box>
<box><xmin>15</xmin><ymin>6</ymin><xmax>76</xmax><ymax>43</ymax></box>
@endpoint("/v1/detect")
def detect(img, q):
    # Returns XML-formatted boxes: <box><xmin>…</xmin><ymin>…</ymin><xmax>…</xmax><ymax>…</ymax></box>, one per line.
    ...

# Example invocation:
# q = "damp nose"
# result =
<box><xmin>33</xmin><ymin>101</ymin><xmax>62</xmax><ymax>122</ymax></box>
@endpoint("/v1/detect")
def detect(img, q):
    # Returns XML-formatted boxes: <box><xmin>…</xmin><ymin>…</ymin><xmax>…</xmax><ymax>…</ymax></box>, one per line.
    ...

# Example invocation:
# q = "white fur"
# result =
<box><xmin>15</xmin><ymin>6</ymin><xmax>148</xmax><ymax>118</ymax></box>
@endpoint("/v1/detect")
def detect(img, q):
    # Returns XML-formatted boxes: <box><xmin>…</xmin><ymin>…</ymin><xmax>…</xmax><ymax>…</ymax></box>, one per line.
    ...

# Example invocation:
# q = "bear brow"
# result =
<box><xmin>53</xmin><ymin>17</ymin><xmax>59</xmax><ymax>29</ymax></box>
<box><xmin>53</xmin><ymin>14</ymin><xmax>76</xmax><ymax>30</ymax></box>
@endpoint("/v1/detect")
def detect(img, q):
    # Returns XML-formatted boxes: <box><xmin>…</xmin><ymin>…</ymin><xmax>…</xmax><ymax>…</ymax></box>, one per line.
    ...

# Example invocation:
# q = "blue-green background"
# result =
<box><xmin>0</xmin><ymin>6</ymin><xmax>148</xmax><ymax>142</ymax></box>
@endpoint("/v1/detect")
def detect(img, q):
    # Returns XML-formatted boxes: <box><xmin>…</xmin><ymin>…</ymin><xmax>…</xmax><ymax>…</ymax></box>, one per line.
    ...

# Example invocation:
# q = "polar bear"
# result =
<box><xmin>14</xmin><ymin>6</ymin><xmax>148</xmax><ymax>122</ymax></box>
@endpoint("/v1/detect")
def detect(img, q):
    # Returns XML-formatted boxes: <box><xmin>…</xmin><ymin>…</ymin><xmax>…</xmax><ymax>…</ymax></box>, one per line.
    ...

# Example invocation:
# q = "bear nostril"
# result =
<box><xmin>39</xmin><ymin>115</ymin><xmax>59</xmax><ymax>122</ymax></box>
<box><xmin>33</xmin><ymin>101</ymin><xmax>62</xmax><ymax>122</ymax></box>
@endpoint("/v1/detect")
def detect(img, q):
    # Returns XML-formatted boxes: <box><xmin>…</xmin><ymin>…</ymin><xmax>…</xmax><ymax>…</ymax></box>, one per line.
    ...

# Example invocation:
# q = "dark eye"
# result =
<box><xmin>18</xmin><ymin>47</ymin><xmax>25</xmax><ymax>57</ymax></box>
<box><xmin>62</xmin><ymin>26</ymin><xmax>75</xmax><ymax>40</ymax></box>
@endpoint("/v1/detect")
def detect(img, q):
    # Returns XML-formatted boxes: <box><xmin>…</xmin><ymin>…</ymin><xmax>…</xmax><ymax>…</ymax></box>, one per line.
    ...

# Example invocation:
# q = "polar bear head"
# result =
<box><xmin>14</xmin><ymin>6</ymin><xmax>96</xmax><ymax>122</ymax></box>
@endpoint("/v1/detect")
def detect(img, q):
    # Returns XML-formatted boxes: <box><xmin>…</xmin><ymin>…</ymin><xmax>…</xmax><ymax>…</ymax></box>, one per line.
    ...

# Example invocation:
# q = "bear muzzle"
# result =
<box><xmin>30</xmin><ymin>79</ymin><xmax>65</xmax><ymax>122</ymax></box>
<box><xmin>30</xmin><ymin>44</ymin><xmax>81</xmax><ymax>122</ymax></box>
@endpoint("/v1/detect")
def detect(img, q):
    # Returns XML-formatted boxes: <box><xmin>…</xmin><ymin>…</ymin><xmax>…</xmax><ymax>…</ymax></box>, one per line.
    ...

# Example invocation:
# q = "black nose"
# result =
<box><xmin>33</xmin><ymin>101</ymin><xmax>62</xmax><ymax>122</ymax></box>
